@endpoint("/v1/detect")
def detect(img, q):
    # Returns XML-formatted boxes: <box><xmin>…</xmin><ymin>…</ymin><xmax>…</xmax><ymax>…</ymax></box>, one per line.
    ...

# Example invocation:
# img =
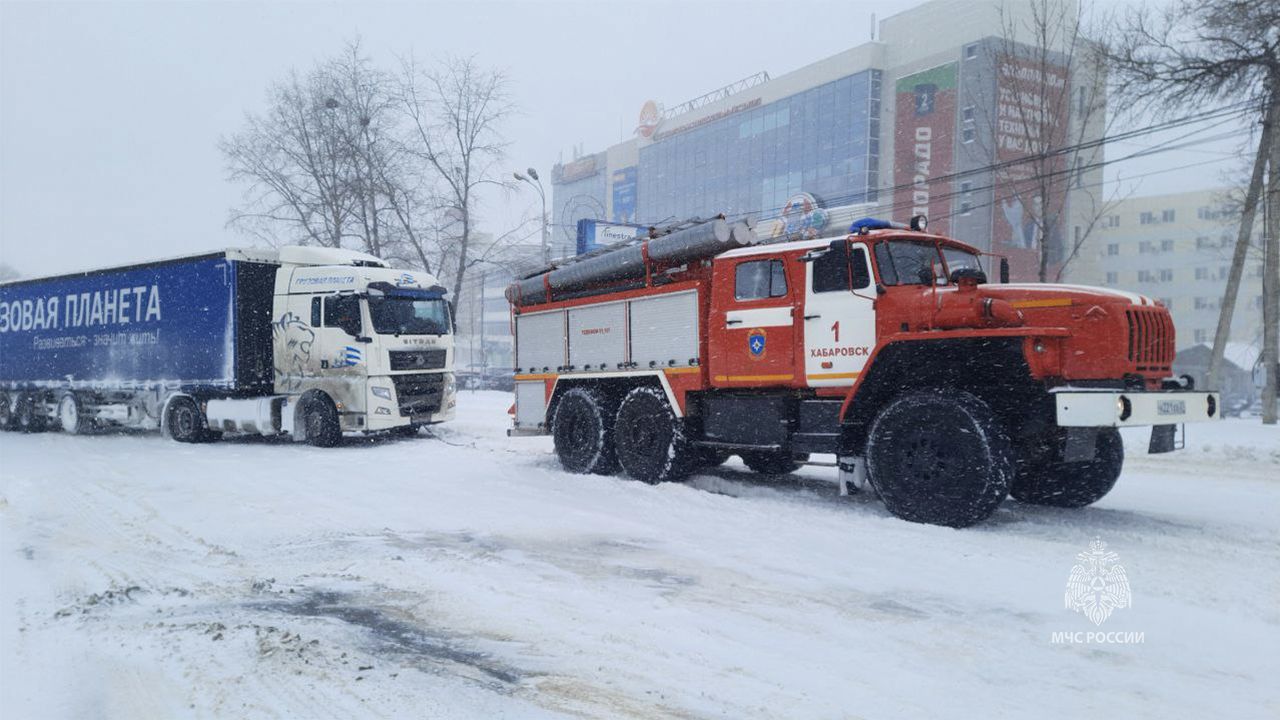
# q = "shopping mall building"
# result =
<box><xmin>550</xmin><ymin>0</ymin><xmax>1103</xmax><ymax>282</ymax></box>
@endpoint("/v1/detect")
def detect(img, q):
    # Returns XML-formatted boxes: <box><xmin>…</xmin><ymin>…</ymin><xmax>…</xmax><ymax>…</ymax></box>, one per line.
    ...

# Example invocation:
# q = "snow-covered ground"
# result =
<box><xmin>1</xmin><ymin>391</ymin><xmax>1277</xmax><ymax>719</ymax></box>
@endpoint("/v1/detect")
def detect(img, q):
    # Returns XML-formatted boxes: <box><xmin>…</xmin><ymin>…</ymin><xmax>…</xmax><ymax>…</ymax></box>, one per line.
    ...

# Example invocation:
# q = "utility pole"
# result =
<box><xmin>1209</xmin><ymin>92</ymin><xmax>1275</xmax><ymax>397</ymax></box>
<box><xmin>1262</xmin><ymin>79</ymin><xmax>1280</xmax><ymax>424</ymax></box>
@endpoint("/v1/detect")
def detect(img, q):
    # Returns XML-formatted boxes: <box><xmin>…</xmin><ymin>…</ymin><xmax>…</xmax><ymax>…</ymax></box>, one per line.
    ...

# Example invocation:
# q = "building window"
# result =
<box><xmin>1196</xmin><ymin>236</ymin><xmax>1212</xmax><ymax>249</ymax></box>
<box><xmin>735</xmin><ymin>259</ymin><xmax>788</xmax><ymax>300</ymax></box>
<box><xmin>1105</xmin><ymin>271</ymin><xmax>1118</xmax><ymax>284</ymax></box>
<box><xmin>1160</xmin><ymin>269</ymin><xmax>1173</xmax><ymax>282</ymax></box>
<box><xmin>962</xmin><ymin>106</ymin><xmax>975</xmax><ymax>122</ymax></box>
<box><xmin>965</xmin><ymin>43</ymin><xmax>978</xmax><ymax>59</ymax></box>
<box><xmin>959</xmin><ymin>200</ymin><xmax>973</xmax><ymax>215</ymax></box>
<box><xmin>1138</xmin><ymin>270</ymin><xmax>1154</xmax><ymax>283</ymax></box>
<box><xmin>1107</xmin><ymin>243</ymin><xmax>1120</xmax><ymax>256</ymax></box>
<box><xmin>1102</xmin><ymin>214</ymin><xmax>1120</xmax><ymax>228</ymax></box>
<box><xmin>1162</xmin><ymin>209</ymin><xmax>1175</xmax><ymax>222</ymax></box>
<box><xmin>1194</xmin><ymin>329</ymin><xmax>1208</xmax><ymax>344</ymax></box>
<box><xmin>1139</xmin><ymin>240</ymin><xmax>1155</xmax><ymax>254</ymax></box>
<box><xmin>1140</xmin><ymin>211</ymin><xmax>1156</xmax><ymax>225</ymax></box>
<box><xmin>1161</xmin><ymin>239</ymin><xmax>1174</xmax><ymax>252</ymax></box>
<box><xmin>962</xmin><ymin>127</ymin><xmax>975</xmax><ymax>143</ymax></box>
<box><xmin>1195</xmin><ymin>267</ymin><xmax>1209</xmax><ymax>280</ymax></box>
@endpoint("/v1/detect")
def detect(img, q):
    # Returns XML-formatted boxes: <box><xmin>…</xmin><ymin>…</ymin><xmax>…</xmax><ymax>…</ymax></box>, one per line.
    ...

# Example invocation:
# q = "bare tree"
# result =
<box><xmin>399</xmin><ymin>54</ymin><xmax>514</xmax><ymax>299</ymax></box>
<box><xmin>1103</xmin><ymin>0</ymin><xmax>1280</xmax><ymax>423</ymax></box>
<box><xmin>221</xmin><ymin>41</ymin><xmax>410</xmax><ymax>258</ymax></box>
<box><xmin>980</xmin><ymin>0</ymin><xmax>1117</xmax><ymax>282</ymax></box>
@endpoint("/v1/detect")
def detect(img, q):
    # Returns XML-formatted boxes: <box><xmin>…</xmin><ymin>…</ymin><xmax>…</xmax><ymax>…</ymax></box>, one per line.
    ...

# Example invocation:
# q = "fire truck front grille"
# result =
<box><xmin>389</xmin><ymin>349</ymin><xmax>447</xmax><ymax>371</ymax></box>
<box><xmin>1126</xmin><ymin>308</ymin><xmax>1174</xmax><ymax>372</ymax></box>
<box><xmin>391</xmin><ymin>373</ymin><xmax>445</xmax><ymax>417</ymax></box>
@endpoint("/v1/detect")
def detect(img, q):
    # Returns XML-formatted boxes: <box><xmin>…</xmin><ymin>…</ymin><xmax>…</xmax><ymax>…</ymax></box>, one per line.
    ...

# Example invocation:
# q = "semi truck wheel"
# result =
<box><xmin>741</xmin><ymin>450</ymin><xmax>808</xmax><ymax>475</ymax></box>
<box><xmin>551</xmin><ymin>386</ymin><xmax>618</xmax><ymax>474</ymax></box>
<box><xmin>58</xmin><ymin>393</ymin><xmax>92</xmax><ymax>435</ymax></box>
<box><xmin>866</xmin><ymin>388</ymin><xmax>1013</xmax><ymax>528</ymax></box>
<box><xmin>15</xmin><ymin>393</ymin><xmax>47</xmax><ymax>433</ymax></box>
<box><xmin>613</xmin><ymin>385</ymin><xmax>692</xmax><ymax>483</ymax></box>
<box><xmin>299</xmin><ymin>395</ymin><xmax>342</xmax><ymax>448</ymax></box>
<box><xmin>166</xmin><ymin>396</ymin><xmax>212</xmax><ymax>443</ymax></box>
<box><xmin>1011</xmin><ymin>428</ymin><xmax>1124</xmax><ymax>508</ymax></box>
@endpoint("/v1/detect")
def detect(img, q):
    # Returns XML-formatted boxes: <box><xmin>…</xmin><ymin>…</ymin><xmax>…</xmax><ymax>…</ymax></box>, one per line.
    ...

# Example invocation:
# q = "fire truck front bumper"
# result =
<box><xmin>1053</xmin><ymin>389</ymin><xmax>1220</xmax><ymax>427</ymax></box>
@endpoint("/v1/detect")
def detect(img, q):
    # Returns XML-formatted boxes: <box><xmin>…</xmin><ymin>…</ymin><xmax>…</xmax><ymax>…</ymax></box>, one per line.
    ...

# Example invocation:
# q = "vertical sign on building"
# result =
<box><xmin>612</xmin><ymin>167</ymin><xmax>638</xmax><ymax>223</ymax></box>
<box><xmin>991</xmin><ymin>55</ymin><xmax>1069</xmax><ymax>281</ymax></box>
<box><xmin>893</xmin><ymin>64</ymin><xmax>957</xmax><ymax>237</ymax></box>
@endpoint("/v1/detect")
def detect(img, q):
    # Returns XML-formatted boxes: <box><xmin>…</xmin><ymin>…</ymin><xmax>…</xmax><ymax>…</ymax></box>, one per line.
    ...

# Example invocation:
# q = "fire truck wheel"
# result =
<box><xmin>551</xmin><ymin>386</ymin><xmax>618</xmax><ymax>474</ymax></box>
<box><xmin>613</xmin><ymin>385</ymin><xmax>692</xmax><ymax>484</ymax></box>
<box><xmin>741</xmin><ymin>450</ymin><xmax>808</xmax><ymax>475</ymax></box>
<box><xmin>15</xmin><ymin>393</ymin><xmax>47</xmax><ymax>433</ymax></box>
<box><xmin>299</xmin><ymin>395</ymin><xmax>342</xmax><ymax>448</ymax></box>
<box><xmin>1011</xmin><ymin>428</ymin><xmax>1124</xmax><ymax>508</ymax></box>
<box><xmin>866</xmin><ymin>388</ymin><xmax>1013</xmax><ymax>528</ymax></box>
<box><xmin>0</xmin><ymin>392</ymin><xmax>13</xmax><ymax>430</ymax></box>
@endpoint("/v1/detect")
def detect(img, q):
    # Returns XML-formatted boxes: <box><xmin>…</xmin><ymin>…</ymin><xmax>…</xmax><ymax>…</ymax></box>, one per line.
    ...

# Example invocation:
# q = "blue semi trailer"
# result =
<box><xmin>0</xmin><ymin>247</ymin><xmax>456</xmax><ymax>445</ymax></box>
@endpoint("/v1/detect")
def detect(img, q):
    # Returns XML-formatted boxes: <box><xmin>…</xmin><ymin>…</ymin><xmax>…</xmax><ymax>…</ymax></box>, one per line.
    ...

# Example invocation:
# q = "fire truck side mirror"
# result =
<box><xmin>999</xmin><ymin>258</ymin><xmax>1010</xmax><ymax>284</ymax></box>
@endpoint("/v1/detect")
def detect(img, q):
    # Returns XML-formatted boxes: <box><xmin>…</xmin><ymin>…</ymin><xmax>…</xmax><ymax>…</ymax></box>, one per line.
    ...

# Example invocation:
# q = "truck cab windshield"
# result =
<box><xmin>874</xmin><ymin>241</ymin><xmax>983</xmax><ymax>286</ymax></box>
<box><xmin>368</xmin><ymin>294</ymin><xmax>451</xmax><ymax>336</ymax></box>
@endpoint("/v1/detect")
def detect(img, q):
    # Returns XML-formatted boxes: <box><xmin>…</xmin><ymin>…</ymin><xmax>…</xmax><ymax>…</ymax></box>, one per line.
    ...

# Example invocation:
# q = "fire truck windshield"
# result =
<box><xmin>875</xmin><ymin>241</ymin><xmax>984</xmax><ymax>286</ymax></box>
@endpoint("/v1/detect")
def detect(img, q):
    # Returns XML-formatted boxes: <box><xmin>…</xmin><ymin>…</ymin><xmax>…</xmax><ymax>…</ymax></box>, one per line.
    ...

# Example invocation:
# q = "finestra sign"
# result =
<box><xmin>0</xmin><ymin>285</ymin><xmax>162</xmax><ymax>334</ymax></box>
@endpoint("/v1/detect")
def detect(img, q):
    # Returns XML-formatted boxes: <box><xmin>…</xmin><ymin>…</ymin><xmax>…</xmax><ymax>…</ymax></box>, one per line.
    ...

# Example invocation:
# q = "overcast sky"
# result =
<box><xmin>0</xmin><ymin>0</ymin><xmax>1248</xmax><ymax>278</ymax></box>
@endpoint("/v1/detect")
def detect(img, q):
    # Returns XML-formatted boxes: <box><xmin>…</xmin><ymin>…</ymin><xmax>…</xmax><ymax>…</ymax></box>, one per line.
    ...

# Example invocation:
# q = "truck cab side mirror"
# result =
<box><xmin>999</xmin><ymin>258</ymin><xmax>1010</xmax><ymax>284</ymax></box>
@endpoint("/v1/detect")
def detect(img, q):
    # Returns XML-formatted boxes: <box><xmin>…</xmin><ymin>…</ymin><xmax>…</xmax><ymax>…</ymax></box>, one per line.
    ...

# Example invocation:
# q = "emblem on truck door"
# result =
<box><xmin>747</xmin><ymin>328</ymin><xmax>767</xmax><ymax>359</ymax></box>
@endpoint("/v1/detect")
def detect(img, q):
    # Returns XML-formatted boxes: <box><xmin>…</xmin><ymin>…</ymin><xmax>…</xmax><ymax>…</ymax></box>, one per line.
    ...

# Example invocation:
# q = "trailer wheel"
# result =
<box><xmin>15</xmin><ymin>393</ymin><xmax>47</xmax><ymax>433</ymax></box>
<box><xmin>741</xmin><ymin>450</ymin><xmax>808</xmax><ymax>475</ymax></box>
<box><xmin>1011</xmin><ymin>428</ymin><xmax>1124</xmax><ymax>508</ymax></box>
<box><xmin>613</xmin><ymin>385</ymin><xmax>692</xmax><ymax>484</ymax></box>
<box><xmin>866</xmin><ymin>388</ymin><xmax>1013</xmax><ymax>528</ymax></box>
<box><xmin>57</xmin><ymin>393</ymin><xmax>93</xmax><ymax>435</ymax></box>
<box><xmin>166</xmin><ymin>396</ymin><xmax>212</xmax><ymax>443</ymax></box>
<box><xmin>299</xmin><ymin>394</ymin><xmax>343</xmax><ymax>448</ymax></box>
<box><xmin>0</xmin><ymin>392</ymin><xmax>13</xmax><ymax>430</ymax></box>
<box><xmin>551</xmin><ymin>386</ymin><xmax>618</xmax><ymax>474</ymax></box>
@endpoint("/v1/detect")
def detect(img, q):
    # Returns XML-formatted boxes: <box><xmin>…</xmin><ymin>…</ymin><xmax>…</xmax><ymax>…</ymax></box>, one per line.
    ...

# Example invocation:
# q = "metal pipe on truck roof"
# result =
<box><xmin>506</xmin><ymin>217</ymin><xmax>757</xmax><ymax>306</ymax></box>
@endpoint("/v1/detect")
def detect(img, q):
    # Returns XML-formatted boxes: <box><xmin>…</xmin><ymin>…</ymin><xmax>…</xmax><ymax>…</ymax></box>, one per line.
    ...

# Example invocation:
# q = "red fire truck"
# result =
<box><xmin>506</xmin><ymin>216</ymin><xmax>1218</xmax><ymax>527</ymax></box>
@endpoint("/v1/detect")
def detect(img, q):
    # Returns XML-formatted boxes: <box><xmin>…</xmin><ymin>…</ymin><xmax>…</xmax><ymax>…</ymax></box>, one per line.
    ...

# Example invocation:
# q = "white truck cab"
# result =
<box><xmin>269</xmin><ymin>246</ymin><xmax>456</xmax><ymax>442</ymax></box>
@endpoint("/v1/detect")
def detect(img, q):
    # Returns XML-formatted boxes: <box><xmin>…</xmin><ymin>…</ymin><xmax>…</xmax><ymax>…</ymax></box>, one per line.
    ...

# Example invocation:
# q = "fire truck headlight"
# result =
<box><xmin>1117</xmin><ymin>395</ymin><xmax>1132</xmax><ymax>421</ymax></box>
<box><xmin>910</xmin><ymin>214</ymin><xmax>928</xmax><ymax>231</ymax></box>
<box><xmin>371</xmin><ymin>386</ymin><xmax>393</xmax><ymax>400</ymax></box>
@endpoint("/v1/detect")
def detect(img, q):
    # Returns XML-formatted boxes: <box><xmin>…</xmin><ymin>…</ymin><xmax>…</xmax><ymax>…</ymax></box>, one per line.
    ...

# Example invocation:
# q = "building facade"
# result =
<box><xmin>551</xmin><ymin>0</ymin><xmax>1102</xmax><ymax>282</ymax></box>
<box><xmin>1064</xmin><ymin>187</ymin><xmax>1267</xmax><ymax>351</ymax></box>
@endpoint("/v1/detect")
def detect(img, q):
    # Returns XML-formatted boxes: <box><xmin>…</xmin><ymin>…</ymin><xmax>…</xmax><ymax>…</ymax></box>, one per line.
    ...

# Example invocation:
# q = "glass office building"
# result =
<box><xmin>636</xmin><ymin>70</ymin><xmax>882</xmax><ymax>225</ymax></box>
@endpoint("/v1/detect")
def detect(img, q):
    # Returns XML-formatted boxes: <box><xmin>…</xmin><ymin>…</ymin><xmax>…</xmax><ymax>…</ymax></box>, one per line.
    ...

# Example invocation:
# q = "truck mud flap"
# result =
<box><xmin>1148</xmin><ymin>424</ymin><xmax>1181</xmax><ymax>454</ymax></box>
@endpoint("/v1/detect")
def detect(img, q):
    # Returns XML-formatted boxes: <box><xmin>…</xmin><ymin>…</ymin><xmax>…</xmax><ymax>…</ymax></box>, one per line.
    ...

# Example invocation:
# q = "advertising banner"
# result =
<box><xmin>576</xmin><ymin>219</ymin><xmax>647</xmax><ymax>255</ymax></box>
<box><xmin>611</xmin><ymin>167</ymin><xmax>638</xmax><ymax>223</ymax></box>
<box><xmin>991</xmin><ymin>54</ymin><xmax>1069</xmax><ymax>281</ymax></box>
<box><xmin>893</xmin><ymin>63</ymin><xmax>957</xmax><ymax>237</ymax></box>
<box><xmin>0</xmin><ymin>256</ymin><xmax>236</xmax><ymax>384</ymax></box>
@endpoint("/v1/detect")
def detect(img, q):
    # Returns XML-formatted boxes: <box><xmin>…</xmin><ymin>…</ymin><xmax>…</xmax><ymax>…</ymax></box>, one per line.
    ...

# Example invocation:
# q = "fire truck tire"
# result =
<box><xmin>15</xmin><ymin>393</ymin><xmax>47</xmax><ymax>433</ymax></box>
<box><xmin>741</xmin><ymin>450</ymin><xmax>808</xmax><ymax>475</ymax></box>
<box><xmin>551</xmin><ymin>386</ymin><xmax>618</xmax><ymax>474</ymax></box>
<box><xmin>1011</xmin><ymin>428</ymin><xmax>1124</xmax><ymax>508</ymax></box>
<box><xmin>613</xmin><ymin>385</ymin><xmax>693</xmax><ymax>484</ymax></box>
<box><xmin>866</xmin><ymin>388</ymin><xmax>1013</xmax><ymax>528</ymax></box>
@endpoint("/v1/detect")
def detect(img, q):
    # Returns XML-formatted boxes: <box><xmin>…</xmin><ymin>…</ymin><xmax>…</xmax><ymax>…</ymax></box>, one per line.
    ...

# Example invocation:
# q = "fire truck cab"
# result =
<box><xmin>508</xmin><ymin>217</ymin><xmax>1219</xmax><ymax>528</ymax></box>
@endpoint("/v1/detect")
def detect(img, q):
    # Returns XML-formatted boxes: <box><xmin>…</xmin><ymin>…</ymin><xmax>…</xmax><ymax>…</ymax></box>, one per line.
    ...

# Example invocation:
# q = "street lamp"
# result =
<box><xmin>514</xmin><ymin>168</ymin><xmax>549</xmax><ymax>264</ymax></box>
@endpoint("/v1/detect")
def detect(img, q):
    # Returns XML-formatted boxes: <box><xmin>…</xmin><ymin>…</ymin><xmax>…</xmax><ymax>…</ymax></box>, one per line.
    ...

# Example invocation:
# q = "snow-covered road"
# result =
<box><xmin>2</xmin><ymin>391</ymin><xmax>1277</xmax><ymax>718</ymax></box>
